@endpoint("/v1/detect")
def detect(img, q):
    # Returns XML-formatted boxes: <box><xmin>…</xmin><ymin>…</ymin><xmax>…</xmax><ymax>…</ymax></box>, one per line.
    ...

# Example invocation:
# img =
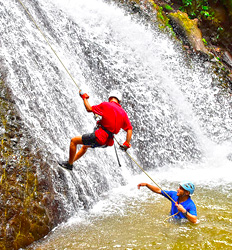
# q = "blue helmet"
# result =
<box><xmin>179</xmin><ymin>181</ymin><xmax>195</xmax><ymax>195</ymax></box>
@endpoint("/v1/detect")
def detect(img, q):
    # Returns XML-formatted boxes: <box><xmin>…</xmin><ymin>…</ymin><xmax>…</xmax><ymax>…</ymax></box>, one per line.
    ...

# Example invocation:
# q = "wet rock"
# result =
<box><xmin>168</xmin><ymin>11</ymin><xmax>209</xmax><ymax>56</ymax></box>
<box><xmin>222</xmin><ymin>51</ymin><xmax>232</xmax><ymax>69</ymax></box>
<box><xmin>0</xmin><ymin>78</ymin><xmax>67</xmax><ymax>249</ymax></box>
<box><xmin>114</xmin><ymin>0</ymin><xmax>232</xmax><ymax>90</ymax></box>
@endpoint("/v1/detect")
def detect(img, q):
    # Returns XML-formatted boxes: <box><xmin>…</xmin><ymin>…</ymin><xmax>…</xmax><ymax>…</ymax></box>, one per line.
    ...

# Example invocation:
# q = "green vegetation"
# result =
<box><xmin>164</xmin><ymin>4</ymin><xmax>173</xmax><ymax>11</ymax></box>
<box><xmin>179</xmin><ymin>0</ymin><xmax>215</xmax><ymax>20</ymax></box>
<box><xmin>178</xmin><ymin>0</ymin><xmax>231</xmax><ymax>41</ymax></box>
<box><xmin>149</xmin><ymin>1</ymin><xmax>175</xmax><ymax>33</ymax></box>
<box><xmin>202</xmin><ymin>38</ymin><xmax>207</xmax><ymax>45</ymax></box>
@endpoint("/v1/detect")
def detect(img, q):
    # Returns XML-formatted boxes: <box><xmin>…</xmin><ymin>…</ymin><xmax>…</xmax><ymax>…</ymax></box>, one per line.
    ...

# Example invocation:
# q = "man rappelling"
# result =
<box><xmin>58</xmin><ymin>90</ymin><xmax>133</xmax><ymax>170</ymax></box>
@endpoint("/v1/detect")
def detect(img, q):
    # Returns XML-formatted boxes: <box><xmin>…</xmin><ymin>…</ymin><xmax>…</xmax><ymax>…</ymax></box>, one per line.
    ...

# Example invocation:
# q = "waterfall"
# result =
<box><xmin>1</xmin><ymin>0</ymin><xmax>232</xmax><ymax>219</ymax></box>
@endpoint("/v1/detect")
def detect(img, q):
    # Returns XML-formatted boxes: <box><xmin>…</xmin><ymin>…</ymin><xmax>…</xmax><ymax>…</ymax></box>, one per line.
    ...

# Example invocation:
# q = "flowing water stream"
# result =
<box><xmin>1</xmin><ymin>0</ymin><xmax>232</xmax><ymax>249</ymax></box>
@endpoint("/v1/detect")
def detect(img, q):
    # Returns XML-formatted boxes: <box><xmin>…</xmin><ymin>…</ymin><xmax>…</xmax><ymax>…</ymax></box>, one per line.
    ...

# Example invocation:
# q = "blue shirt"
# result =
<box><xmin>161</xmin><ymin>190</ymin><xmax>197</xmax><ymax>219</ymax></box>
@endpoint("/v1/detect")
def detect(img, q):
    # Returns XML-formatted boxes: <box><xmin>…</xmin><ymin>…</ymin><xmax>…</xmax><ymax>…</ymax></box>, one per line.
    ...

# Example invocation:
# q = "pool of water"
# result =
<box><xmin>25</xmin><ymin>172</ymin><xmax>232</xmax><ymax>250</ymax></box>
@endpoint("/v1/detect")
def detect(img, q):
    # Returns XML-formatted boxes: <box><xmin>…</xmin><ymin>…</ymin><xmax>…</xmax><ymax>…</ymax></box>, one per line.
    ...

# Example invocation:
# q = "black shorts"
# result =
<box><xmin>82</xmin><ymin>132</ymin><xmax>104</xmax><ymax>148</ymax></box>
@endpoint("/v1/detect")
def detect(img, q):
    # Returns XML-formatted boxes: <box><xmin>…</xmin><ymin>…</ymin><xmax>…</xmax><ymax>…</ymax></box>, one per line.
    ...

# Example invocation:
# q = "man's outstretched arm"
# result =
<box><xmin>138</xmin><ymin>183</ymin><xmax>162</xmax><ymax>194</ymax></box>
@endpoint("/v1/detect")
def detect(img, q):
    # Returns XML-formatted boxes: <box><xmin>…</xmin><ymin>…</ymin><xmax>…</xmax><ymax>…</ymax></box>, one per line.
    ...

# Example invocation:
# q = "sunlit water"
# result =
<box><xmin>26</xmin><ymin>172</ymin><xmax>232</xmax><ymax>250</ymax></box>
<box><xmin>1</xmin><ymin>0</ymin><xmax>232</xmax><ymax>249</ymax></box>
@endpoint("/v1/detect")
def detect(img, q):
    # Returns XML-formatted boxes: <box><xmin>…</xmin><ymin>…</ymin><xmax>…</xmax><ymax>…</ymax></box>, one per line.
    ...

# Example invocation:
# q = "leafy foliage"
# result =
<box><xmin>179</xmin><ymin>0</ymin><xmax>214</xmax><ymax>20</ymax></box>
<box><xmin>164</xmin><ymin>4</ymin><xmax>173</xmax><ymax>11</ymax></box>
<box><xmin>179</xmin><ymin>0</ymin><xmax>227</xmax><ymax>41</ymax></box>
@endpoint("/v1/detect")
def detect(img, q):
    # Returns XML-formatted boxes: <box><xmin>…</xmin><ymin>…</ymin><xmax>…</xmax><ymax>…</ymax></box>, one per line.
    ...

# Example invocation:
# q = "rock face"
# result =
<box><xmin>222</xmin><ymin>51</ymin><xmax>232</xmax><ymax>69</ymax></box>
<box><xmin>112</xmin><ymin>0</ymin><xmax>232</xmax><ymax>89</ymax></box>
<box><xmin>0</xmin><ymin>74</ymin><xmax>67</xmax><ymax>250</ymax></box>
<box><xmin>168</xmin><ymin>11</ymin><xmax>209</xmax><ymax>55</ymax></box>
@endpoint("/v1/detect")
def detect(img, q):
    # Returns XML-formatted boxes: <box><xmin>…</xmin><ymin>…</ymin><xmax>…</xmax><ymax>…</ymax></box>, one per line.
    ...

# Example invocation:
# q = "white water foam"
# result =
<box><xmin>1</xmin><ymin>0</ymin><xmax>231</xmax><ymax>218</ymax></box>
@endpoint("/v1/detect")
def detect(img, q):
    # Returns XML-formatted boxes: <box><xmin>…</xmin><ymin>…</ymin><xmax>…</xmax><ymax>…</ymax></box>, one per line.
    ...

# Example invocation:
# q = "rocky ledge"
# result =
<box><xmin>0</xmin><ymin>72</ymin><xmax>67</xmax><ymax>250</ymax></box>
<box><xmin>112</xmin><ymin>0</ymin><xmax>232</xmax><ymax>91</ymax></box>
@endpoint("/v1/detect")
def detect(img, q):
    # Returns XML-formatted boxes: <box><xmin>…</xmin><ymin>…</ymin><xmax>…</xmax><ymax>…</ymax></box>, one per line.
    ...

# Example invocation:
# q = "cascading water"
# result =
<box><xmin>1</xmin><ymin>0</ymin><xmax>232</xmax><ymax>249</ymax></box>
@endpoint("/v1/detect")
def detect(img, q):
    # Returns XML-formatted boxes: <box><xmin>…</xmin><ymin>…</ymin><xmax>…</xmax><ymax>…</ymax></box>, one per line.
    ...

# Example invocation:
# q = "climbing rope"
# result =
<box><xmin>16</xmin><ymin>0</ymin><xmax>80</xmax><ymax>90</ymax></box>
<box><xmin>163</xmin><ymin>211</ymin><xmax>180</xmax><ymax>222</ymax></box>
<box><xmin>125</xmin><ymin>148</ymin><xmax>180</xmax><ymax>221</ymax></box>
<box><xmin>114</xmin><ymin>138</ymin><xmax>175</xmax><ymax>203</ymax></box>
<box><xmin>17</xmin><ymin>0</ymin><xmax>180</xmax><ymax>222</ymax></box>
<box><xmin>114</xmin><ymin>142</ymin><xmax>121</xmax><ymax>167</ymax></box>
<box><xmin>114</xmin><ymin>137</ymin><xmax>180</xmax><ymax>221</ymax></box>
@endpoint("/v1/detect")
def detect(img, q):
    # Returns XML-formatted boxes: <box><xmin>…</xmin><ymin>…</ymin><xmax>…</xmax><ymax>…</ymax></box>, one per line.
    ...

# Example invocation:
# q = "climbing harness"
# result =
<box><xmin>16</xmin><ymin>0</ymin><xmax>81</xmax><ymax>90</ymax></box>
<box><xmin>100</xmin><ymin>125</ymin><xmax>114</xmax><ymax>139</ymax></box>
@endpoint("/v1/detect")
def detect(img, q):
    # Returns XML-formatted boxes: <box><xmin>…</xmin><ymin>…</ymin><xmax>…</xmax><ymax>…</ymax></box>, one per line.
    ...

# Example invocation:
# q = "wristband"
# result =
<box><xmin>183</xmin><ymin>210</ymin><xmax>188</xmax><ymax>217</ymax></box>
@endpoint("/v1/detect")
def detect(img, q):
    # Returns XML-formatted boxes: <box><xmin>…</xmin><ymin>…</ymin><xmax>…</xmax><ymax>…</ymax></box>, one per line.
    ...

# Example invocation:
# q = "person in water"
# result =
<box><xmin>59</xmin><ymin>90</ymin><xmax>133</xmax><ymax>170</ymax></box>
<box><xmin>137</xmin><ymin>181</ymin><xmax>197</xmax><ymax>223</ymax></box>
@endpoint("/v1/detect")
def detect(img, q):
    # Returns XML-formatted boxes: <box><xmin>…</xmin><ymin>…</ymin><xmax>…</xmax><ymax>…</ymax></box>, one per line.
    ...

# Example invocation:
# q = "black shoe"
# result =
<box><xmin>58</xmin><ymin>161</ymin><xmax>73</xmax><ymax>171</ymax></box>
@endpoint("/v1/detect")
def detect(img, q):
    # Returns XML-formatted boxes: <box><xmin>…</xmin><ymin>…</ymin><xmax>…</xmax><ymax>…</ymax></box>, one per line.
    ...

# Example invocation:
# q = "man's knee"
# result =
<box><xmin>82</xmin><ymin>145</ymin><xmax>89</xmax><ymax>152</ymax></box>
<box><xmin>70</xmin><ymin>136</ymin><xmax>83</xmax><ymax>146</ymax></box>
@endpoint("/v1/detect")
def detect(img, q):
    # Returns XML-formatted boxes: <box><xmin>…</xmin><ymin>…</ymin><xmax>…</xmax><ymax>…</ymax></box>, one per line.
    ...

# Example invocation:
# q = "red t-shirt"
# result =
<box><xmin>92</xmin><ymin>101</ymin><xmax>132</xmax><ymax>146</ymax></box>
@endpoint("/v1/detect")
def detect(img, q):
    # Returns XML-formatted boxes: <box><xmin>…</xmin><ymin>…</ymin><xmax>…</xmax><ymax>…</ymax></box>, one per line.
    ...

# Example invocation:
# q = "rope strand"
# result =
<box><xmin>16</xmin><ymin>0</ymin><xmax>80</xmax><ymax>90</ymax></box>
<box><xmin>163</xmin><ymin>211</ymin><xmax>180</xmax><ymax>222</ymax></box>
<box><xmin>114</xmin><ymin>138</ymin><xmax>176</xmax><ymax>203</ymax></box>
<box><xmin>17</xmin><ymin>0</ymin><xmax>179</xmax><ymax>222</ymax></box>
<box><xmin>119</xmin><ymin>143</ymin><xmax>180</xmax><ymax>222</ymax></box>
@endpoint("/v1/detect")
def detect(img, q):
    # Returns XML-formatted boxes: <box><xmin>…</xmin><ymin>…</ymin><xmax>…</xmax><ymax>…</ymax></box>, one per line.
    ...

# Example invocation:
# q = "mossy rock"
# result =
<box><xmin>0</xmin><ymin>77</ymin><xmax>67</xmax><ymax>249</ymax></box>
<box><xmin>168</xmin><ymin>11</ymin><xmax>209</xmax><ymax>55</ymax></box>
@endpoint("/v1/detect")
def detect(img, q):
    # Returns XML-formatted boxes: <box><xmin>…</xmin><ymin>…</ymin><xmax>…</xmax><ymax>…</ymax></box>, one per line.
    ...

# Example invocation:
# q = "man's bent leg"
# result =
<box><xmin>69</xmin><ymin>136</ymin><xmax>83</xmax><ymax>164</ymax></box>
<box><xmin>73</xmin><ymin>145</ymin><xmax>90</xmax><ymax>162</ymax></box>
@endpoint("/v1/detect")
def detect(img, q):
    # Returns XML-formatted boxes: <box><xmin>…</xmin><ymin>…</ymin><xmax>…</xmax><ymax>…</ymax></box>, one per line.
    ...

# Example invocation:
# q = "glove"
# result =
<box><xmin>79</xmin><ymin>90</ymin><xmax>89</xmax><ymax>100</ymax></box>
<box><xmin>119</xmin><ymin>141</ymin><xmax>130</xmax><ymax>151</ymax></box>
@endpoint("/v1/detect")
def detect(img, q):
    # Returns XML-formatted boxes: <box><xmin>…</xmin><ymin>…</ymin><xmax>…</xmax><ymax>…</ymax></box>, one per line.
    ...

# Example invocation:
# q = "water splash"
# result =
<box><xmin>0</xmin><ymin>0</ymin><xmax>231</xmax><ymax>218</ymax></box>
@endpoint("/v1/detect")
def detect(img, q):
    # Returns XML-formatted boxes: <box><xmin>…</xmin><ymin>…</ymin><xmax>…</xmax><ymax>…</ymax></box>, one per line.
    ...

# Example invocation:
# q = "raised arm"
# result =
<box><xmin>79</xmin><ymin>90</ymin><xmax>92</xmax><ymax>112</ymax></box>
<box><xmin>83</xmin><ymin>98</ymin><xmax>92</xmax><ymax>112</ymax></box>
<box><xmin>137</xmin><ymin>183</ymin><xmax>162</xmax><ymax>194</ymax></box>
